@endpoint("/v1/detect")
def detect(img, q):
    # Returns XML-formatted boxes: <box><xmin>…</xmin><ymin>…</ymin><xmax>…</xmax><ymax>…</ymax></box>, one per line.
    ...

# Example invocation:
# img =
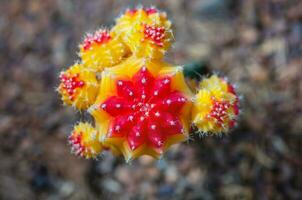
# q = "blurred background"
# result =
<box><xmin>0</xmin><ymin>0</ymin><xmax>302</xmax><ymax>199</ymax></box>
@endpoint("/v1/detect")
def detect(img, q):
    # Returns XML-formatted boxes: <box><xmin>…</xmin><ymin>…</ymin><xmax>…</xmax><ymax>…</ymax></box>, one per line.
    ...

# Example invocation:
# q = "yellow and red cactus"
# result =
<box><xmin>112</xmin><ymin>7</ymin><xmax>172</xmax><ymax>59</ymax></box>
<box><xmin>192</xmin><ymin>75</ymin><xmax>239</xmax><ymax>134</ymax></box>
<box><xmin>58</xmin><ymin>63</ymin><xmax>99</xmax><ymax>110</ymax></box>
<box><xmin>58</xmin><ymin>6</ymin><xmax>241</xmax><ymax>161</ymax></box>
<box><xmin>68</xmin><ymin>122</ymin><xmax>103</xmax><ymax>159</ymax></box>
<box><xmin>79</xmin><ymin>29</ymin><xmax>129</xmax><ymax>72</ymax></box>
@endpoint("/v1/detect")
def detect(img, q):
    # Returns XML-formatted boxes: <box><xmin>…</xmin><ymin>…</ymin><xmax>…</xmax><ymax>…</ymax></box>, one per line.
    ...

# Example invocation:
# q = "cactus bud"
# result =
<box><xmin>68</xmin><ymin>122</ymin><xmax>103</xmax><ymax>159</ymax></box>
<box><xmin>79</xmin><ymin>29</ymin><xmax>129</xmax><ymax>72</ymax></box>
<box><xmin>192</xmin><ymin>75</ymin><xmax>240</xmax><ymax>134</ymax></box>
<box><xmin>58</xmin><ymin>63</ymin><xmax>99</xmax><ymax>110</ymax></box>
<box><xmin>112</xmin><ymin>7</ymin><xmax>173</xmax><ymax>59</ymax></box>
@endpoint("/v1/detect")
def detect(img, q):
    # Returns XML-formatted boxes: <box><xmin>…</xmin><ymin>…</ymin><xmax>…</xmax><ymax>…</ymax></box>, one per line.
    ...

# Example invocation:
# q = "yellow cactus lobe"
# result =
<box><xmin>88</xmin><ymin>58</ymin><xmax>192</xmax><ymax>161</ymax></box>
<box><xmin>192</xmin><ymin>75</ymin><xmax>239</xmax><ymax>134</ymax></box>
<box><xmin>58</xmin><ymin>63</ymin><xmax>99</xmax><ymax>110</ymax></box>
<box><xmin>112</xmin><ymin>7</ymin><xmax>173</xmax><ymax>59</ymax></box>
<box><xmin>79</xmin><ymin>29</ymin><xmax>129</xmax><ymax>72</ymax></box>
<box><xmin>68</xmin><ymin>122</ymin><xmax>103</xmax><ymax>159</ymax></box>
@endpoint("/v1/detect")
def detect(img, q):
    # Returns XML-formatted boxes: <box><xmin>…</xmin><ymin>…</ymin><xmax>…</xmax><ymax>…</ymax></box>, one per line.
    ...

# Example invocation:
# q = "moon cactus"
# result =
<box><xmin>57</xmin><ymin>7</ymin><xmax>240</xmax><ymax>161</ymax></box>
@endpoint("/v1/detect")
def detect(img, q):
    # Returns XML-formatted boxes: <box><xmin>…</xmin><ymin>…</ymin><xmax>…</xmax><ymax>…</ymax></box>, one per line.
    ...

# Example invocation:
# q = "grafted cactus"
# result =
<box><xmin>58</xmin><ymin>6</ymin><xmax>240</xmax><ymax>161</ymax></box>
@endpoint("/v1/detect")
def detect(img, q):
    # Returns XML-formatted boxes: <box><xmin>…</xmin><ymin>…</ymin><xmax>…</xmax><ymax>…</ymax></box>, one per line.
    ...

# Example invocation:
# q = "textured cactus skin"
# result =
<box><xmin>58</xmin><ymin>63</ymin><xmax>99</xmax><ymax>110</ymax></box>
<box><xmin>112</xmin><ymin>8</ymin><xmax>173</xmax><ymax>59</ymax></box>
<box><xmin>192</xmin><ymin>75</ymin><xmax>239</xmax><ymax>134</ymax></box>
<box><xmin>58</xmin><ymin>6</ymin><xmax>240</xmax><ymax>161</ymax></box>
<box><xmin>68</xmin><ymin>122</ymin><xmax>103</xmax><ymax>159</ymax></box>
<box><xmin>79</xmin><ymin>29</ymin><xmax>129</xmax><ymax>72</ymax></box>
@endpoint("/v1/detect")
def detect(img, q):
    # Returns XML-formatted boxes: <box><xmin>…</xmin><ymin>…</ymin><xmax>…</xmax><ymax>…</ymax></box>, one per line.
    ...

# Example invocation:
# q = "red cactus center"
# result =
<box><xmin>68</xmin><ymin>132</ymin><xmax>85</xmax><ymax>156</ymax></box>
<box><xmin>143</xmin><ymin>24</ymin><xmax>165</xmax><ymax>47</ymax></box>
<box><xmin>59</xmin><ymin>73</ymin><xmax>85</xmax><ymax>100</ymax></box>
<box><xmin>100</xmin><ymin>67</ymin><xmax>187</xmax><ymax>151</ymax></box>
<box><xmin>145</xmin><ymin>8</ymin><xmax>158</xmax><ymax>15</ymax></box>
<box><xmin>82</xmin><ymin>30</ymin><xmax>111</xmax><ymax>51</ymax></box>
<box><xmin>207</xmin><ymin>98</ymin><xmax>231</xmax><ymax>127</ymax></box>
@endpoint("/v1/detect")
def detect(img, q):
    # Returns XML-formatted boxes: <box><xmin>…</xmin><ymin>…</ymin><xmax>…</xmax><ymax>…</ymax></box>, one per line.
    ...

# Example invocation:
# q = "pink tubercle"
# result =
<box><xmin>145</xmin><ymin>8</ymin><xmax>158</xmax><ymax>15</ymax></box>
<box><xmin>143</xmin><ymin>24</ymin><xmax>165</xmax><ymax>47</ymax></box>
<box><xmin>126</xmin><ymin>8</ymin><xmax>138</xmax><ymax>16</ymax></box>
<box><xmin>60</xmin><ymin>72</ymin><xmax>85</xmax><ymax>100</ymax></box>
<box><xmin>227</xmin><ymin>83</ymin><xmax>236</xmax><ymax>95</ymax></box>
<box><xmin>227</xmin><ymin>82</ymin><xmax>240</xmax><ymax>115</ymax></box>
<box><xmin>82</xmin><ymin>30</ymin><xmax>111</xmax><ymax>51</ymax></box>
<box><xmin>126</xmin><ymin>7</ymin><xmax>157</xmax><ymax>16</ymax></box>
<box><xmin>68</xmin><ymin>132</ymin><xmax>85</xmax><ymax>156</ymax></box>
<box><xmin>208</xmin><ymin>98</ymin><xmax>231</xmax><ymax>127</ymax></box>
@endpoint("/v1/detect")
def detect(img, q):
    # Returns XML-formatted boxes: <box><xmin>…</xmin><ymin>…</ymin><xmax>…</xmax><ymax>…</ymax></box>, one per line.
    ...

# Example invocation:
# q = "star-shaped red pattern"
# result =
<box><xmin>100</xmin><ymin>67</ymin><xmax>187</xmax><ymax>152</ymax></box>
